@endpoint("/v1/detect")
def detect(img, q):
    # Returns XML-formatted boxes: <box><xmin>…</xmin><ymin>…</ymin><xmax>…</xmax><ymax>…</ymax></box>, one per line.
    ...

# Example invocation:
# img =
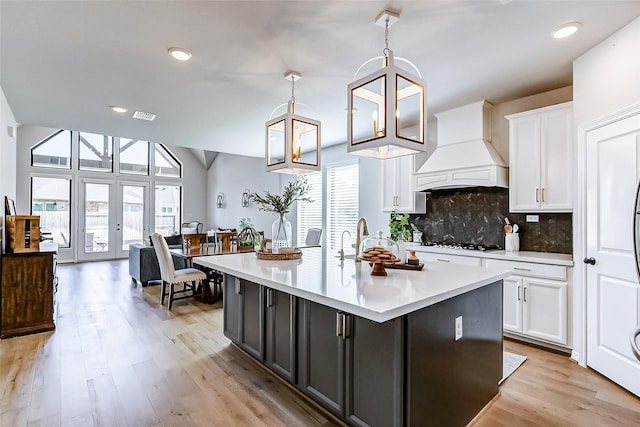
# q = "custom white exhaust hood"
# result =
<box><xmin>414</xmin><ymin>100</ymin><xmax>508</xmax><ymax>190</ymax></box>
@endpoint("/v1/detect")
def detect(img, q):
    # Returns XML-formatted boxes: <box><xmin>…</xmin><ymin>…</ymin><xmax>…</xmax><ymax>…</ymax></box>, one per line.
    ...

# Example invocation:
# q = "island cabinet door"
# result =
<box><xmin>297</xmin><ymin>300</ymin><xmax>345</xmax><ymax>416</ymax></box>
<box><xmin>264</xmin><ymin>288</ymin><xmax>296</xmax><ymax>383</ymax></box>
<box><xmin>344</xmin><ymin>315</ymin><xmax>404</xmax><ymax>427</ymax></box>
<box><xmin>239</xmin><ymin>279</ymin><xmax>265</xmax><ymax>361</ymax></box>
<box><xmin>222</xmin><ymin>275</ymin><xmax>265</xmax><ymax>361</ymax></box>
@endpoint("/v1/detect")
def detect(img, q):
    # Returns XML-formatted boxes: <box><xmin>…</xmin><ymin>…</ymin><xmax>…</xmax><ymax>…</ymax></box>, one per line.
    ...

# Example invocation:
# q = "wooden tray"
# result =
<box><xmin>255</xmin><ymin>250</ymin><xmax>302</xmax><ymax>260</ymax></box>
<box><xmin>385</xmin><ymin>262</ymin><xmax>424</xmax><ymax>271</ymax></box>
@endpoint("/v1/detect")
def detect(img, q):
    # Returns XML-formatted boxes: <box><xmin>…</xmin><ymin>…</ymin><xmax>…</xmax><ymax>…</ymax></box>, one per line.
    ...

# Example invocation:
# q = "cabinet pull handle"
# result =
<box><xmin>513</xmin><ymin>267</ymin><xmax>531</xmax><ymax>271</ymax></box>
<box><xmin>536</xmin><ymin>188</ymin><xmax>539</xmax><ymax>203</ymax></box>
<box><xmin>517</xmin><ymin>285</ymin><xmax>521</xmax><ymax>301</ymax></box>
<box><xmin>336</xmin><ymin>312</ymin><xmax>343</xmax><ymax>338</ymax></box>
<box><xmin>235</xmin><ymin>278</ymin><xmax>241</xmax><ymax>295</ymax></box>
<box><xmin>342</xmin><ymin>314</ymin><xmax>349</xmax><ymax>340</ymax></box>
<box><xmin>267</xmin><ymin>289</ymin><xmax>274</xmax><ymax>307</ymax></box>
<box><xmin>436</xmin><ymin>258</ymin><xmax>450</xmax><ymax>262</ymax></box>
<box><xmin>541</xmin><ymin>188</ymin><xmax>545</xmax><ymax>203</ymax></box>
<box><xmin>523</xmin><ymin>287</ymin><xmax>527</xmax><ymax>302</ymax></box>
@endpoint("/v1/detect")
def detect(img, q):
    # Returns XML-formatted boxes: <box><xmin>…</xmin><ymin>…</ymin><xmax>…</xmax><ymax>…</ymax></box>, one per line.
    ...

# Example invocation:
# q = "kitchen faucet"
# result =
<box><xmin>355</xmin><ymin>217</ymin><xmax>369</xmax><ymax>262</ymax></box>
<box><xmin>340</xmin><ymin>230</ymin><xmax>351</xmax><ymax>260</ymax></box>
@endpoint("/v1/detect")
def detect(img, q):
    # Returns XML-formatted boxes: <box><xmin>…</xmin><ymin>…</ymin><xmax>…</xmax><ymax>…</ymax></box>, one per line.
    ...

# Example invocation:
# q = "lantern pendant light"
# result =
<box><xmin>347</xmin><ymin>10</ymin><xmax>426</xmax><ymax>159</ymax></box>
<box><xmin>266</xmin><ymin>71</ymin><xmax>321</xmax><ymax>174</ymax></box>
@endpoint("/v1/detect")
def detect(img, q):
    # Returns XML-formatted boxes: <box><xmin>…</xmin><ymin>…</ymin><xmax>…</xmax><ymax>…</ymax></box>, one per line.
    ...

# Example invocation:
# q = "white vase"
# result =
<box><xmin>271</xmin><ymin>215</ymin><xmax>292</xmax><ymax>254</ymax></box>
<box><xmin>397</xmin><ymin>239</ymin><xmax>407</xmax><ymax>264</ymax></box>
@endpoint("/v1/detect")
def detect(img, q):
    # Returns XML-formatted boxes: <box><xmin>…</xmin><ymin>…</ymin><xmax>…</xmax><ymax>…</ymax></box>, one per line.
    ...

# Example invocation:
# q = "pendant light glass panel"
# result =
<box><xmin>396</xmin><ymin>74</ymin><xmax>424</xmax><ymax>143</ymax></box>
<box><xmin>351</xmin><ymin>75</ymin><xmax>386</xmax><ymax>144</ymax></box>
<box><xmin>267</xmin><ymin>119</ymin><xmax>286</xmax><ymax>167</ymax></box>
<box><xmin>293</xmin><ymin>119</ymin><xmax>319</xmax><ymax>166</ymax></box>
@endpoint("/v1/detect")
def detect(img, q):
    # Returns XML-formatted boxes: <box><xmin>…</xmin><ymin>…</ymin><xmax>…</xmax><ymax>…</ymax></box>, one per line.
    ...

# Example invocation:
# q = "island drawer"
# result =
<box><xmin>483</xmin><ymin>259</ymin><xmax>566</xmax><ymax>281</ymax></box>
<box><xmin>417</xmin><ymin>252</ymin><xmax>482</xmax><ymax>267</ymax></box>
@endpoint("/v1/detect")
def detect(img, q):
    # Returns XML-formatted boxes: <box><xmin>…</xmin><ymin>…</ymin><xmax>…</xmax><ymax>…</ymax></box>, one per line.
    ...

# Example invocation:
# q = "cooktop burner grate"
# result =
<box><xmin>421</xmin><ymin>241</ymin><xmax>501</xmax><ymax>251</ymax></box>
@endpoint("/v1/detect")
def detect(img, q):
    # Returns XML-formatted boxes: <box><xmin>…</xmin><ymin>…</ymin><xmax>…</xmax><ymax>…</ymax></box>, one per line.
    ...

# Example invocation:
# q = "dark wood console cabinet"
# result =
<box><xmin>1</xmin><ymin>251</ymin><xmax>56</xmax><ymax>338</ymax></box>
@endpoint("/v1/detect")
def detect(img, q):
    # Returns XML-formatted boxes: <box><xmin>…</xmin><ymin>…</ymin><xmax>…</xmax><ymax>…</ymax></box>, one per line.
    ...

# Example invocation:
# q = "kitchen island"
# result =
<box><xmin>195</xmin><ymin>248</ymin><xmax>511</xmax><ymax>427</ymax></box>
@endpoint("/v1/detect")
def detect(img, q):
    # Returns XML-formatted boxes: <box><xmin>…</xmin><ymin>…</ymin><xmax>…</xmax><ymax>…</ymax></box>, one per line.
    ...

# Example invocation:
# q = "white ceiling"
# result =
<box><xmin>2</xmin><ymin>1</ymin><xmax>640</xmax><ymax>159</ymax></box>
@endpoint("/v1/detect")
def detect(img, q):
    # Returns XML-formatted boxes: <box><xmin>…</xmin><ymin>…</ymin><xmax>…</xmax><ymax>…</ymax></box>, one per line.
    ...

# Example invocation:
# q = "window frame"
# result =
<box><xmin>78</xmin><ymin>132</ymin><xmax>114</xmax><ymax>173</ymax></box>
<box><xmin>326</xmin><ymin>161</ymin><xmax>359</xmax><ymax>252</ymax></box>
<box><xmin>30</xmin><ymin>174</ymin><xmax>73</xmax><ymax>248</ymax></box>
<box><xmin>30</xmin><ymin>129</ymin><xmax>72</xmax><ymax>169</ymax></box>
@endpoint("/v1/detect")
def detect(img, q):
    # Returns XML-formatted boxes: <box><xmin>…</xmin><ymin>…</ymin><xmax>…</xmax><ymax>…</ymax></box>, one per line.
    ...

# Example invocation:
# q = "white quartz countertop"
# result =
<box><xmin>194</xmin><ymin>247</ymin><xmax>511</xmax><ymax>323</ymax></box>
<box><xmin>404</xmin><ymin>243</ymin><xmax>574</xmax><ymax>266</ymax></box>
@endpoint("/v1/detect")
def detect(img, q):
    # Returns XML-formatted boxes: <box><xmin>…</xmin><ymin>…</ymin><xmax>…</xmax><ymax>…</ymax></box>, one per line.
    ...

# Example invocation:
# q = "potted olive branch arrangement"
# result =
<box><xmin>250</xmin><ymin>177</ymin><xmax>313</xmax><ymax>253</ymax></box>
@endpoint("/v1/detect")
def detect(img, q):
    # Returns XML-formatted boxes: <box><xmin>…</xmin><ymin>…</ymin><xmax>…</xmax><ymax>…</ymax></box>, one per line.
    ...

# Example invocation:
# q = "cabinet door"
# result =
<box><xmin>265</xmin><ymin>288</ymin><xmax>296</xmax><ymax>383</ymax></box>
<box><xmin>381</xmin><ymin>158</ymin><xmax>398</xmax><ymax>212</ymax></box>
<box><xmin>223</xmin><ymin>275</ymin><xmax>242</xmax><ymax>343</ymax></box>
<box><xmin>395</xmin><ymin>155</ymin><xmax>416</xmax><ymax>213</ymax></box>
<box><xmin>345</xmin><ymin>315</ymin><xmax>404</xmax><ymax>427</ymax></box>
<box><xmin>540</xmin><ymin>106</ymin><xmax>573</xmax><ymax>211</ymax></box>
<box><xmin>503</xmin><ymin>276</ymin><xmax>523</xmax><ymax>333</ymax></box>
<box><xmin>522</xmin><ymin>278</ymin><xmax>568</xmax><ymax>345</ymax></box>
<box><xmin>297</xmin><ymin>300</ymin><xmax>344</xmax><ymax>416</ymax></box>
<box><xmin>239</xmin><ymin>279</ymin><xmax>265</xmax><ymax>361</ymax></box>
<box><xmin>509</xmin><ymin>115</ymin><xmax>542</xmax><ymax>212</ymax></box>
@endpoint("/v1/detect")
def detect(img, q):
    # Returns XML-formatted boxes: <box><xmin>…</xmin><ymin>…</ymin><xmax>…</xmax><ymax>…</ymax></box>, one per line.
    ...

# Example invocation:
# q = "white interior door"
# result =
<box><xmin>586</xmin><ymin>112</ymin><xmax>640</xmax><ymax>396</ymax></box>
<box><xmin>79</xmin><ymin>179</ymin><xmax>149</xmax><ymax>261</ymax></box>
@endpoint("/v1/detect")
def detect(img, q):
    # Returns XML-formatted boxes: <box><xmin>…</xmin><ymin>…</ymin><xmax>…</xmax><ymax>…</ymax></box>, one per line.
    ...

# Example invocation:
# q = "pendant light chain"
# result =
<box><xmin>383</xmin><ymin>16</ymin><xmax>390</xmax><ymax>57</ymax></box>
<box><xmin>290</xmin><ymin>75</ymin><xmax>296</xmax><ymax>104</ymax></box>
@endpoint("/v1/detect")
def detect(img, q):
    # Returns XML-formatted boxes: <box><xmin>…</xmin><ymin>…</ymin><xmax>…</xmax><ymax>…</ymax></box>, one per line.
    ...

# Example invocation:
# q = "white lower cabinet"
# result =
<box><xmin>486</xmin><ymin>258</ymin><xmax>569</xmax><ymax>346</ymax></box>
<box><xmin>415</xmin><ymin>251</ymin><xmax>482</xmax><ymax>267</ymax></box>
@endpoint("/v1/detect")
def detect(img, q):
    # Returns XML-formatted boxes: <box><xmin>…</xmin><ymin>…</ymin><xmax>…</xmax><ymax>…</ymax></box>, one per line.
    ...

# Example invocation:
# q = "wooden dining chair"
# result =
<box><xmin>181</xmin><ymin>233</ymin><xmax>209</xmax><ymax>249</ymax></box>
<box><xmin>150</xmin><ymin>233</ymin><xmax>206</xmax><ymax>309</ymax></box>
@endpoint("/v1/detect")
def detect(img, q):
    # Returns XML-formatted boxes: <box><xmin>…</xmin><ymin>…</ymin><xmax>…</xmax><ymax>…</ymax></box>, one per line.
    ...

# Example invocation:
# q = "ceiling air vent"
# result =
<box><xmin>132</xmin><ymin>111</ymin><xmax>156</xmax><ymax>121</ymax></box>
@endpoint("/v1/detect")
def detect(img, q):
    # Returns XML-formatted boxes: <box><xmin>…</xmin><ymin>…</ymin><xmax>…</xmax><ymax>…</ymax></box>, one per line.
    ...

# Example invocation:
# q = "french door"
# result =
<box><xmin>78</xmin><ymin>179</ymin><xmax>149</xmax><ymax>260</ymax></box>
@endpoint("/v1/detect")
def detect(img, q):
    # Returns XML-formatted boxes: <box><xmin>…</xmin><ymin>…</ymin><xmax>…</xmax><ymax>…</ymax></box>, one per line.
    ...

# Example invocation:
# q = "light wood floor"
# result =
<box><xmin>1</xmin><ymin>260</ymin><xmax>639</xmax><ymax>426</ymax></box>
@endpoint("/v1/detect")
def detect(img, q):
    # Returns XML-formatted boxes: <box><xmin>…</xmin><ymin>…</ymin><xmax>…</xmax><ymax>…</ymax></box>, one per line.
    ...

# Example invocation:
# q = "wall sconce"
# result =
<box><xmin>241</xmin><ymin>189</ymin><xmax>250</xmax><ymax>208</ymax></box>
<box><xmin>216</xmin><ymin>192</ymin><xmax>224</xmax><ymax>208</ymax></box>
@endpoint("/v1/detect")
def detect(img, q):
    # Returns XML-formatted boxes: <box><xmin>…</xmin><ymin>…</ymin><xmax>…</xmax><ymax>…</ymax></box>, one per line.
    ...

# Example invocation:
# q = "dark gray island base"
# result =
<box><xmin>223</xmin><ymin>275</ymin><xmax>503</xmax><ymax>427</ymax></box>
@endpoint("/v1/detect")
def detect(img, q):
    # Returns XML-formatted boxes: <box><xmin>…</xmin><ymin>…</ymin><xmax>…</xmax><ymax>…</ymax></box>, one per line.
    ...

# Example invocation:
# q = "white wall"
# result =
<box><xmin>207</xmin><ymin>153</ymin><xmax>284</xmax><ymax>236</ymax></box>
<box><xmin>0</xmin><ymin>86</ymin><xmax>18</xmax><ymax>251</ymax></box>
<box><xmin>574</xmin><ymin>16</ymin><xmax>640</xmax><ymax>127</ymax></box>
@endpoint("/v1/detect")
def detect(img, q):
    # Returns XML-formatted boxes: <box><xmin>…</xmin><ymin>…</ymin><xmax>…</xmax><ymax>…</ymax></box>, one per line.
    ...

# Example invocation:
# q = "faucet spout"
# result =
<box><xmin>340</xmin><ymin>230</ymin><xmax>351</xmax><ymax>260</ymax></box>
<box><xmin>355</xmin><ymin>217</ymin><xmax>369</xmax><ymax>262</ymax></box>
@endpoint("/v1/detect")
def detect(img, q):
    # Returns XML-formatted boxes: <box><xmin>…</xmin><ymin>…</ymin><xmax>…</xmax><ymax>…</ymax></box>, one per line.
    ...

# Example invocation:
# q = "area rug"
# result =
<box><xmin>500</xmin><ymin>351</ymin><xmax>527</xmax><ymax>384</ymax></box>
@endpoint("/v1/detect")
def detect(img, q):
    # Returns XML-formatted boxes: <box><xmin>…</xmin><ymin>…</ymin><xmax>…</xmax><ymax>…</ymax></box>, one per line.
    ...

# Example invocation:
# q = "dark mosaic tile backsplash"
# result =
<box><xmin>407</xmin><ymin>187</ymin><xmax>573</xmax><ymax>254</ymax></box>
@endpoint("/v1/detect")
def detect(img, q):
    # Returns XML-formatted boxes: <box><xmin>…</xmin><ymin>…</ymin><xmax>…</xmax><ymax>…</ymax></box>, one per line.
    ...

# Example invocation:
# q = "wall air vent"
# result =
<box><xmin>132</xmin><ymin>111</ymin><xmax>157</xmax><ymax>121</ymax></box>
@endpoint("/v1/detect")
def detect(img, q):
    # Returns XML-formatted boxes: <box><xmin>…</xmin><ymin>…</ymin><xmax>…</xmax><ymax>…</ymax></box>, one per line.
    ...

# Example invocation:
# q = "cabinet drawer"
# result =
<box><xmin>484</xmin><ymin>259</ymin><xmax>566</xmax><ymax>281</ymax></box>
<box><xmin>417</xmin><ymin>252</ymin><xmax>482</xmax><ymax>267</ymax></box>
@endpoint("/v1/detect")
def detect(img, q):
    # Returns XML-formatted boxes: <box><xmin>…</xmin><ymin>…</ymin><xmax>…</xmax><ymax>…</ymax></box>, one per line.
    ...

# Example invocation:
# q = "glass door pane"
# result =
<box><xmin>84</xmin><ymin>182</ymin><xmax>110</xmax><ymax>253</ymax></box>
<box><xmin>122</xmin><ymin>185</ymin><xmax>145</xmax><ymax>251</ymax></box>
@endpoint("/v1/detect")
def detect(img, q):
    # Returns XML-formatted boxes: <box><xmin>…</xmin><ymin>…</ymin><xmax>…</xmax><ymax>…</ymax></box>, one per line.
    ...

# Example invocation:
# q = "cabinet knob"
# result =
<box><xmin>583</xmin><ymin>257</ymin><xmax>596</xmax><ymax>265</ymax></box>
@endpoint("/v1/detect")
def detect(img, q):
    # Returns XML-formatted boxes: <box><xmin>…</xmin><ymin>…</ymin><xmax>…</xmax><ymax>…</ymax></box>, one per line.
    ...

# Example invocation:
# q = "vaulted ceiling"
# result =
<box><xmin>2</xmin><ymin>1</ymin><xmax>639</xmax><ymax>158</ymax></box>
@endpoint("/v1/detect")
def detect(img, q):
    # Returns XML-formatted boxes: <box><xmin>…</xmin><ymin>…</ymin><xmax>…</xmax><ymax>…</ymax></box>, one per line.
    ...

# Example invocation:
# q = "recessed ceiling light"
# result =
<box><xmin>552</xmin><ymin>22</ymin><xmax>581</xmax><ymax>39</ymax></box>
<box><xmin>168</xmin><ymin>47</ymin><xmax>192</xmax><ymax>61</ymax></box>
<box><xmin>110</xmin><ymin>105</ymin><xmax>128</xmax><ymax>113</ymax></box>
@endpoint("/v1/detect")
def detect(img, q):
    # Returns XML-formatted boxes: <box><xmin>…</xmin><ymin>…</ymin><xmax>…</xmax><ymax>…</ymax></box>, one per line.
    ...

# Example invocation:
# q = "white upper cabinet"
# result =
<box><xmin>507</xmin><ymin>102</ymin><xmax>573</xmax><ymax>212</ymax></box>
<box><xmin>381</xmin><ymin>155</ymin><xmax>426</xmax><ymax>213</ymax></box>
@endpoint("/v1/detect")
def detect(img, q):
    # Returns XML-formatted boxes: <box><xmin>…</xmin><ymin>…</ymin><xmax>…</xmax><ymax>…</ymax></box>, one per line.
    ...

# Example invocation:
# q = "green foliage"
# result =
<box><xmin>389</xmin><ymin>212</ymin><xmax>411</xmax><ymax>241</ymax></box>
<box><xmin>250</xmin><ymin>177</ymin><xmax>313</xmax><ymax>216</ymax></box>
<box><xmin>238</xmin><ymin>217</ymin><xmax>254</xmax><ymax>229</ymax></box>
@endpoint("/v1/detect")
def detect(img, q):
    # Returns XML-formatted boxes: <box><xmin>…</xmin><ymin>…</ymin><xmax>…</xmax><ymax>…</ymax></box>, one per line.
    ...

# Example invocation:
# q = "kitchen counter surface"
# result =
<box><xmin>194</xmin><ymin>247</ymin><xmax>510</xmax><ymax>323</ymax></box>
<box><xmin>405</xmin><ymin>242</ymin><xmax>574</xmax><ymax>266</ymax></box>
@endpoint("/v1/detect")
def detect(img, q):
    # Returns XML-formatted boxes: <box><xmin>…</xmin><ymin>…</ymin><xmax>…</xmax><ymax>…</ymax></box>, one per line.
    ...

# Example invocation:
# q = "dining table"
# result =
<box><xmin>170</xmin><ymin>245</ymin><xmax>253</xmax><ymax>303</ymax></box>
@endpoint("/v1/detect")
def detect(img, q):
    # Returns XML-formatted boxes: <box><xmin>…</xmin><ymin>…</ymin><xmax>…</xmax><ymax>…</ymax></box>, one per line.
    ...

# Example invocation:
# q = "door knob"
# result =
<box><xmin>583</xmin><ymin>257</ymin><xmax>596</xmax><ymax>265</ymax></box>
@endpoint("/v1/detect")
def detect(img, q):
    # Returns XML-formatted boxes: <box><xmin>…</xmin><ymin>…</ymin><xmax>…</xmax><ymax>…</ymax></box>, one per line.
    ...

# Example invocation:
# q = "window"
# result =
<box><xmin>79</xmin><ymin>132</ymin><xmax>113</xmax><ymax>172</ymax></box>
<box><xmin>31</xmin><ymin>176</ymin><xmax>71</xmax><ymax>247</ymax></box>
<box><xmin>31</xmin><ymin>130</ymin><xmax>71</xmax><ymax>169</ymax></box>
<box><xmin>327</xmin><ymin>162</ymin><xmax>359</xmax><ymax>251</ymax></box>
<box><xmin>297</xmin><ymin>172</ymin><xmax>322</xmax><ymax>246</ymax></box>
<box><xmin>119</xmin><ymin>138</ymin><xmax>149</xmax><ymax>175</ymax></box>
<box><xmin>155</xmin><ymin>185</ymin><xmax>181</xmax><ymax>236</ymax></box>
<box><xmin>155</xmin><ymin>144</ymin><xmax>182</xmax><ymax>177</ymax></box>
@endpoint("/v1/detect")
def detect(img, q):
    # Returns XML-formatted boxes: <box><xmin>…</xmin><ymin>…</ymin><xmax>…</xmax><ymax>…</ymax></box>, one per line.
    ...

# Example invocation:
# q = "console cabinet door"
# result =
<box><xmin>297</xmin><ymin>300</ymin><xmax>344</xmax><ymax>416</ymax></box>
<box><xmin>344</xmin><ymin>315</ymin><xmax>404</xmax><ymax>427</ymax></box>
<box><xmin>265</xmin><ymin>288</ymin><xmax>296</xmax><ymax>383</ymax></box>
<box><xmin>522</xmin><ymin>277</ymin><xmax>568</xmax><ymax>345</ymax></box>
<box><xmin>503</xmin><ymin>276</ymin><xmax>523</xmax><ymax>333</ymax></box>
